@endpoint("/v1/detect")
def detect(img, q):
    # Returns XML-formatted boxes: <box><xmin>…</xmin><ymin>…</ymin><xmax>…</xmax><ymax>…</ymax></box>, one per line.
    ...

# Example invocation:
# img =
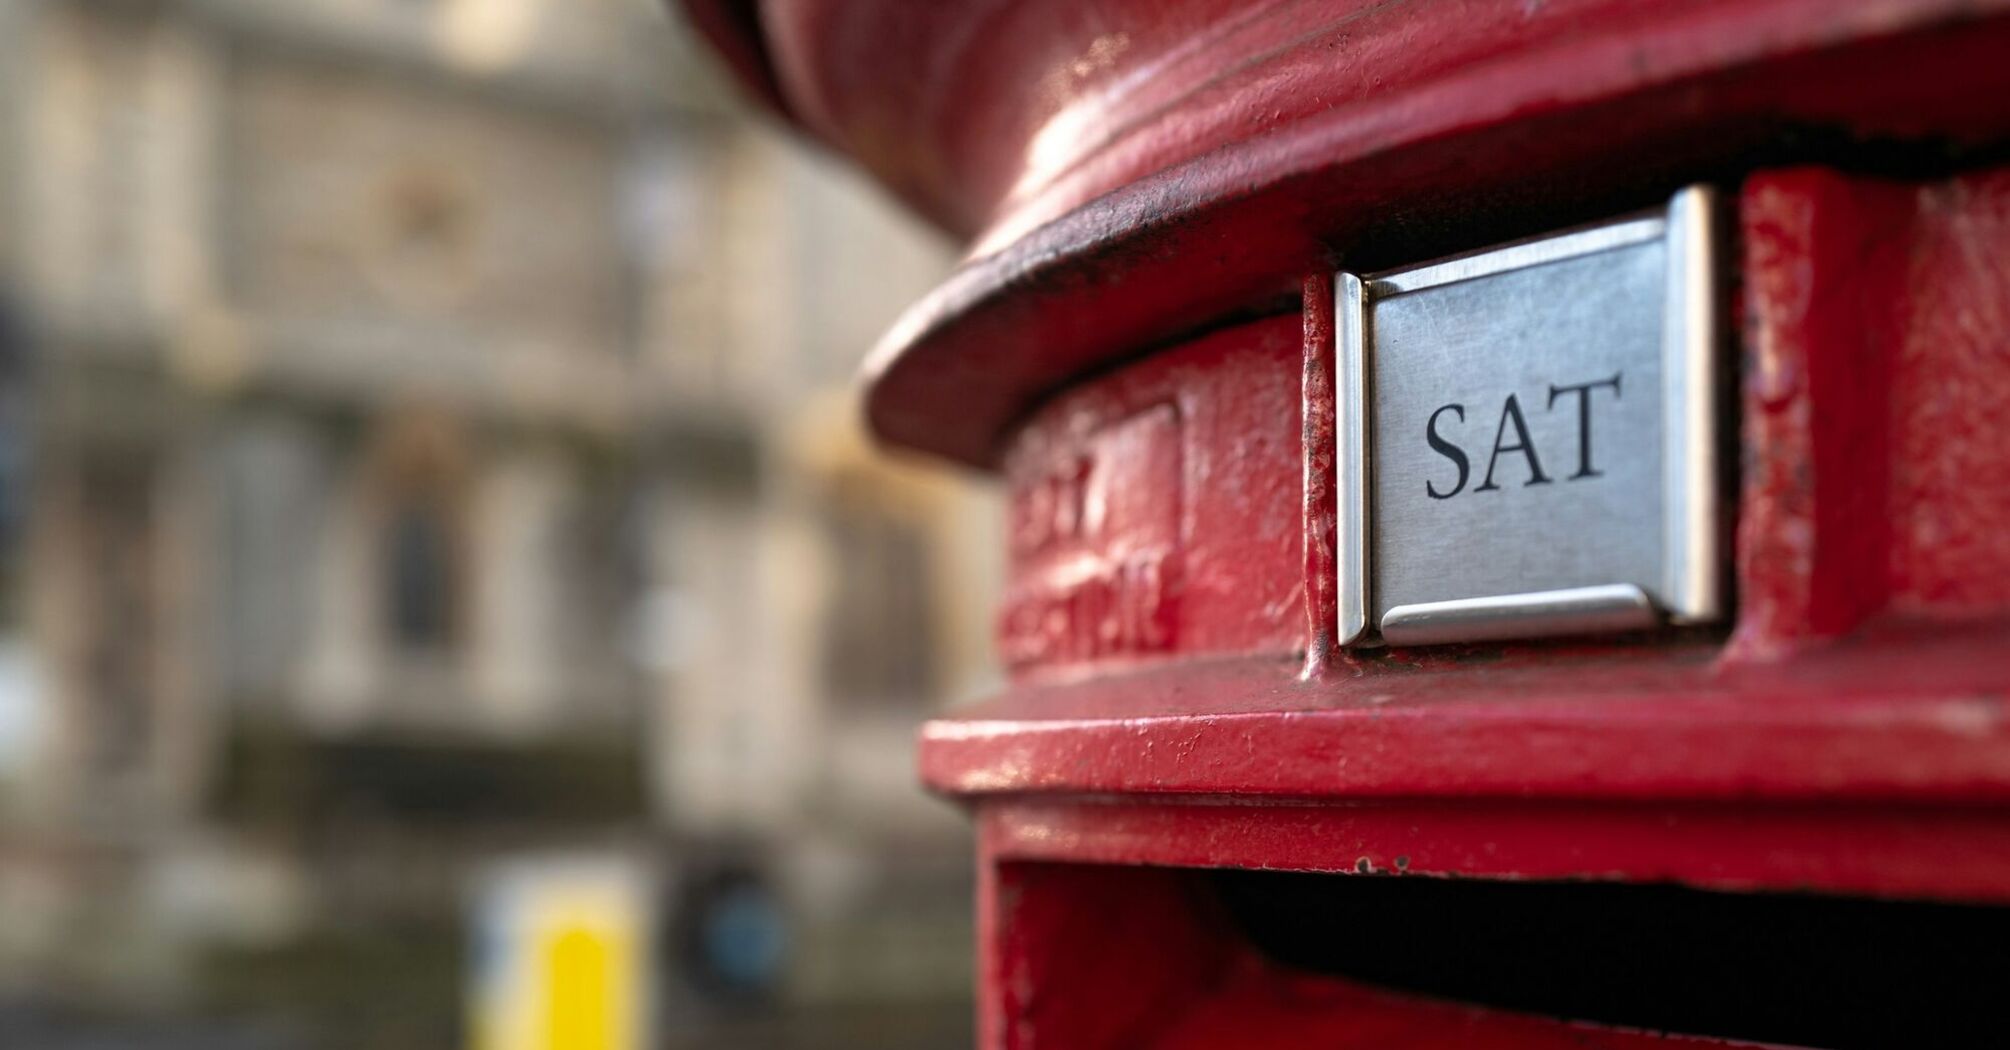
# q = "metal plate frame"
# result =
<box><xmin>1335</xmin><ymin>186</ymin><xmax>1722</xmax><ymax>647</ymax></box>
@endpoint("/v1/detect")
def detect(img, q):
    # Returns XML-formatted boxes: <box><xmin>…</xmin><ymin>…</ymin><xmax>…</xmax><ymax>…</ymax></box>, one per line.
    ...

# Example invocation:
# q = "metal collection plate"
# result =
<box><xmin>1336</xmin><ymin>187</ymin><xmax>1722</xmax><ymax>646</ymax></box>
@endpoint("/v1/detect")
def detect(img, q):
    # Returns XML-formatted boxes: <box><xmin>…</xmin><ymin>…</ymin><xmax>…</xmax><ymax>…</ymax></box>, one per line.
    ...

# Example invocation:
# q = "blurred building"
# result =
<box><xmin>0</xmin><ymin>0</ymin><xmax>992</xmax><ymax>1044</ymax></box>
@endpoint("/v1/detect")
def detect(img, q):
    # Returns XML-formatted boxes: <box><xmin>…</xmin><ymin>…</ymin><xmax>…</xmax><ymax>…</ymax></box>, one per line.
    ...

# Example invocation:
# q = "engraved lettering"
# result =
<box><xmin>1474</xmin><ymin>393</ymin><xmax>1551</xmax><ymax>492</ymax></box>
<box><xmin>1422</xmin><ymin>373</ymin><xmax>1626</xmax><ymax>500</ymax></box>
<box><xmin>1547</xmin><ymin>372</ymin><xmax>1622</xmax><ymax>480</ymax></box>
<box><xmin>1424</xmin><ymin>403</ymin><xmax>1469</xmax><ymax>499</ymax></box>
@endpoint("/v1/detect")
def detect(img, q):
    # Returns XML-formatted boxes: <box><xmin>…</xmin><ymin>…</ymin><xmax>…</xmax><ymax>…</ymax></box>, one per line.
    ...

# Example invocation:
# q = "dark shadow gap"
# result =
<box><xmin>1214</xmin><ymin>869</ymin><xmax>2010</xmax><ymax>1049</ymax></box>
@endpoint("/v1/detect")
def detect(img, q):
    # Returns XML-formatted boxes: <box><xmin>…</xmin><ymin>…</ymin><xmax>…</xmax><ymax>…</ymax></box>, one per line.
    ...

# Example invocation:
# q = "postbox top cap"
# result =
<box><xmin>678</xmin><ymin>0</ymin><xmax>2010</xmax><ymax>469</ymax></box>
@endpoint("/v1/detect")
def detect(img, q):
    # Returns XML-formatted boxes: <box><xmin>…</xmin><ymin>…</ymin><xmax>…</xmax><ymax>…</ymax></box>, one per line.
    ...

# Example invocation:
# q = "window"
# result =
<box><xmin>384</xmin><ymin>500</ymin><xmax>458</xmax><ymax>652</ymax></box>
<box><xmin>819</xmin><ymin>504</ymin><xmax>937</xmax><ymax>709</ymax></box>
<box><xmin>77</xmin><ymin>455</ymin><xmax>156</xmax><ymax>778</ymax></box>
<box><xmin>365</xmin><ymin>411</ymin><xmax>469</xmax><ymax>658</ymax></box>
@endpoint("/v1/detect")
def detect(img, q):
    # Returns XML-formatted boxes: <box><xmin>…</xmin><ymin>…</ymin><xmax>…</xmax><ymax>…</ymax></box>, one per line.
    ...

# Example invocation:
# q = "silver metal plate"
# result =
<box><xmin>1336</xmin><ymin>187</ymin><xmax>1722</xmax><ymax>646</ymax></box>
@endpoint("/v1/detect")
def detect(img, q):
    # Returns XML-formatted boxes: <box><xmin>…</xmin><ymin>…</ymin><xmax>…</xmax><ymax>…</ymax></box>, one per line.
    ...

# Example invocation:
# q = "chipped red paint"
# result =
<box><xmin>1299</xmin><ymin>272</ymin><xmax>1340</xmax><ymax>679</ymax></box>
<box><xmin>983</xmin><ymin>800</ymin><xmax>2010</xmax><ymax>904</ymax></box>
<box><xmin>923</xmin><ymin>629</ymin><xmax>2010</xmax><ymax>807</ymax></box>
<box><xmin>1734</xmin><ymin>167</ymin><xmax>2010</xmax><ymax>656</ymax></box>
<box><xmin>682</xmin><ymin>3</ymin><xmax>2010</xmax><ymax>1046</ymax></box>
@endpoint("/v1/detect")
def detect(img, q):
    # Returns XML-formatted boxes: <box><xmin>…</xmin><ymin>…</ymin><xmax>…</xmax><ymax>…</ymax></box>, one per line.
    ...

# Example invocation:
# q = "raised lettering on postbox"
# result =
<box><xmin>999</xmin><ymin>404</ymin><xmax>1182</xmax><ymax>670</ymax></box>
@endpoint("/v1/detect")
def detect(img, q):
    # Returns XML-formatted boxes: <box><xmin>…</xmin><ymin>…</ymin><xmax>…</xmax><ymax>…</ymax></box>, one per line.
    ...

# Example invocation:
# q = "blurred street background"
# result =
<box><xmin>0</xmin><ymin>0</ymin><xmax>997</xmax><ymax>1046</ymax></box>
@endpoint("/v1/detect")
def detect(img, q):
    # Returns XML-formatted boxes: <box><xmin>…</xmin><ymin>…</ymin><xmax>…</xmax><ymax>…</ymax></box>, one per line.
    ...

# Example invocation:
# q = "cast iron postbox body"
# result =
<box><xmin>683</xmin><ymin>2</ymin><xmax>2010</xmax><ymax>1045</ymax></box>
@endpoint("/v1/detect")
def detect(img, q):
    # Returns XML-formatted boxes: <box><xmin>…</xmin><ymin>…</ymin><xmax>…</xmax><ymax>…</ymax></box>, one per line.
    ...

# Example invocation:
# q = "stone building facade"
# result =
<box><xmin>0</xmin><ymin>0</ymin><xmax>989</xmax><ymax>1042</ymax></box>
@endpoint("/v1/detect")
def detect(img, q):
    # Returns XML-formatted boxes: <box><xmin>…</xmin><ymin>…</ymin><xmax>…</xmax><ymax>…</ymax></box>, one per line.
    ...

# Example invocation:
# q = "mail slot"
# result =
<box><xmin>681</xmin><ymin>2</ymin><xmax>2010</xmax><ymax>1046</ymax></box>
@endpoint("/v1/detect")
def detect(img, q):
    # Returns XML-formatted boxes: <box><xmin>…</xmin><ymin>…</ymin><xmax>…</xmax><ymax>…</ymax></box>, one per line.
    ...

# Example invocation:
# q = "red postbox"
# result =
<box><xmin>682</xmin><ymin>2</ymin><xmax>2010</xmax><ymax>1045</ymax></box>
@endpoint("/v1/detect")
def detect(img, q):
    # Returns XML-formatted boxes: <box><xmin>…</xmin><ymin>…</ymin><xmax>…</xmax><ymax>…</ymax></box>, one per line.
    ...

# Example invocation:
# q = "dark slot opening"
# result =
<box><xmin>1214</xmin><ymin>869</ymin><xmax>2010</xmax><ymax>1049</ymax></box>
